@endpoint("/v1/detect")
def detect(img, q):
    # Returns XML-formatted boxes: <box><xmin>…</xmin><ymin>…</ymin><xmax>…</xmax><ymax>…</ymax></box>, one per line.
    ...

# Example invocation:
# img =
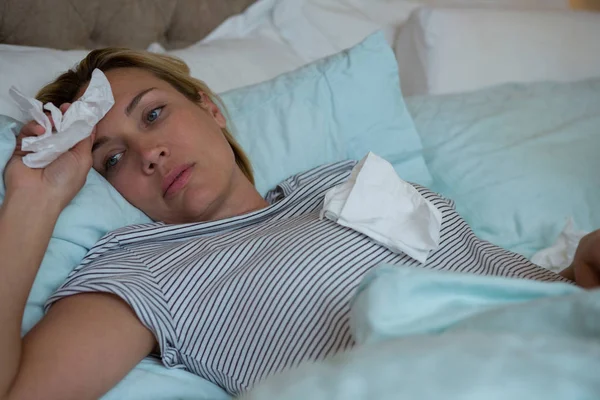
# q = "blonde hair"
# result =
<box><xmin>36</xmin><ymin>48</ymin><xmax>254</xmax><ymax>184</ymax></box>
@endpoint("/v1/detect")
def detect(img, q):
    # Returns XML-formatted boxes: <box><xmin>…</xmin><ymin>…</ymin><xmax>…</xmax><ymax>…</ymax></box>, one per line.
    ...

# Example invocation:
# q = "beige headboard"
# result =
<box><xmin>571</xmin><ymin>0</ymin><xmax>600</xmax><ymax>10</ymax></box>
<box><xmin>0</xmin><ymin>0</ymin><xmax>258</xmax><ymax>50</ymax></box>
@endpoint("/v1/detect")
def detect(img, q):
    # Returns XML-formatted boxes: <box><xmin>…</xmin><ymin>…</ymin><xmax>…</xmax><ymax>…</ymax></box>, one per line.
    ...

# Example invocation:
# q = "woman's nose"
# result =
<box><xmin>140</xmin><ymin>142</ymin><xmax>170</xmax><ymax>174</ymax></box>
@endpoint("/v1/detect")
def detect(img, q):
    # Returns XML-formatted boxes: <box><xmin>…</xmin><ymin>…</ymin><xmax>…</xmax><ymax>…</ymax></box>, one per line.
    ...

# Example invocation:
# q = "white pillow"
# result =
<box><xmin>0</xmin><ymin>35</ymin><xmax>303</xmax><ymax>121</ymax></box>
<box><xmin>395</xmin><ymin>8</ymin><xmax>600</xmax><ymax>96</ymax></box>
<box><xmin>169</xmin><ymin>36</ymin><xmax>303</xmax><ymax>93</ymax></box>
<box><xmin>0</xmin><ymin>45</ymin><xmax>88</xmax><ymax>121</ymax></box>
<box><xmin>272</xmin><ymin>0</ymin><xmax>569</xmax><ymax>63</ymax></box>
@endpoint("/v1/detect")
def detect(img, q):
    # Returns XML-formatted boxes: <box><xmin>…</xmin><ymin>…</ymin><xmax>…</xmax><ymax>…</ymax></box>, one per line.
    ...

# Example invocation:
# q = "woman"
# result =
<box><xmin>1</xmin><ymin>48</ymin><xmax>598</xmax><ymax>399</ymax></box>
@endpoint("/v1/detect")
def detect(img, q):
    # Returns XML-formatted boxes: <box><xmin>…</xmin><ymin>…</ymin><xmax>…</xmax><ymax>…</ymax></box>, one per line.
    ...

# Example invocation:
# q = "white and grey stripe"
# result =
<box><xmin>46</xmin><ymin>160</ymin><xmax>568</xmax><ymax>395</ymax></box>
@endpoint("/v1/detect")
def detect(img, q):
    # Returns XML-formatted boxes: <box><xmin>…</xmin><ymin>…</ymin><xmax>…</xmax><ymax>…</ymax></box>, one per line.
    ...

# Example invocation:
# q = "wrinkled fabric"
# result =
<box><xmin>243</xmin><ymin>266</ymin><xmax>600</xmax><ymax>400</ymax></box>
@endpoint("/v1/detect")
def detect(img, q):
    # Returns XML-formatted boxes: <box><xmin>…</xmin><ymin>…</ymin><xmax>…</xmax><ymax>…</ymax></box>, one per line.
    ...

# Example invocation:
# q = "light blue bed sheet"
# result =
<box><xmin>106</xmin><ymin>358</ymin><xmax>229</xmax><ymax>400</ymax></box>
<box><xmin>243</xmin><ymin>265</ymin><xmax>600</xmax><ymax>399</ymax></box>
<box><xmin>404</xmin><ymin>78</ymin><xmax>600</xmax><ymax>257</ymax></box>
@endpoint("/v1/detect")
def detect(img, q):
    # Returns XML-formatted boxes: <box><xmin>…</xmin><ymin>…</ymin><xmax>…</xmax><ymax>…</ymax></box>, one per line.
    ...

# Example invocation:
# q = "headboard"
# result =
<box><xmin>0</xmin><ymin>0</ymin><xmax>258</xmax><ymax>50</ymax></box>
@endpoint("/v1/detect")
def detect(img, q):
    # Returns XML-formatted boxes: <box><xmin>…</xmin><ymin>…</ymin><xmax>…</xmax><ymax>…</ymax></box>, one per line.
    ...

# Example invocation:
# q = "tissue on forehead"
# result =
<box><xmin>9</xmin><ymin>68</ymin><xmax>114</xmax><ymax>168</ymax></box>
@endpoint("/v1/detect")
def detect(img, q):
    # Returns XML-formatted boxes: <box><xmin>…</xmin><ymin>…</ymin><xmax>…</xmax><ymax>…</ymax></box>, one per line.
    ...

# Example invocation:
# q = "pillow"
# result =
<box><xmin>0</xmin><ymin>35</ymin><xmax>304</xmax><ymax>120</ymax></box>
<box><xmin>271</xmin><ymin>0</ymin><xmax>569</xmax><ymax>65</ymax></box>
<box><xmin>222</xmin><ymin>31</ymin><xmax>432</xmax><ymax>195</ymax></box>
<box><xmin>0</xmin><ymin>116</ymin><xmax>152</xmax><ymax>333</ymax></box>
<box><xmin>165</xmin><ymin>36</ymin><xmax>304</xmax><ymax>93</ymax></box>
<box><xmin>405</xmin><ymin>77</ymin><xmax>600</xmax><ymax>257</ymax></box>
<box><xmin>395</xmin><ymin>7</ymin><xmax>600</xmax><ymax>96</ymax></box>
<box><xmin>0</xmin><ymin>45</ymin><xmax>89</xmax><ymax>121</ymax></box>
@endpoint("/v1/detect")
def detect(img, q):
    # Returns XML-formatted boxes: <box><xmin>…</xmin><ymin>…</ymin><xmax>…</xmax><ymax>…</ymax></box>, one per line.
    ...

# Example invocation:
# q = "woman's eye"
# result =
<box><xmin>105</xmin><ymin>152</ymin><xmax>123</xmax><ymax>171</ymax></box>
<box><xmin>145</xmin><ymin>106</ymin><xmax>163</xmax><ymax>124</ymax></box>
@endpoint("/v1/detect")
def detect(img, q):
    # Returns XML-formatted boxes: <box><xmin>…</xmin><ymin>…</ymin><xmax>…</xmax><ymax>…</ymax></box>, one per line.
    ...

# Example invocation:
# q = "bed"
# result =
<box><xmin>1</xmin><ymin>0</ymin><xmax>600</xmax><ymax>398</ymax></box>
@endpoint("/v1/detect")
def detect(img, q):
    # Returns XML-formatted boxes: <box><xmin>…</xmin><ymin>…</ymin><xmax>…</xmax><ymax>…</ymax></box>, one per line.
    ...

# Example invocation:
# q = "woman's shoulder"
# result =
<box><xmin>80</xmin><ymin>221</ymin><xmax>169</xmax><ymax>263</ymax></box>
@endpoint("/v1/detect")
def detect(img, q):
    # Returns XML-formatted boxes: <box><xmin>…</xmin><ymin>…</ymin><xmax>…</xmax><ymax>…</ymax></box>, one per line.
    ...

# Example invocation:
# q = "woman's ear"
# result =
<box><xmin>199</xmin><ymin>91</ymin><xmax>227</xmax><ymax>128</ymax></box>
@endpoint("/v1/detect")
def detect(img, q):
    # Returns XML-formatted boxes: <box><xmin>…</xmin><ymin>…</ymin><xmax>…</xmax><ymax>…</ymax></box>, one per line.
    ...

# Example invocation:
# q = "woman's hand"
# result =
<box><xmin>3</xmin><ymin>103</ymin><xmax>95</xmax><ymax>212</ymax></box>
<box><xmin>570</xmin><ymin>230</ymin><xmax>600</xmax><ymax>289</ymax></box>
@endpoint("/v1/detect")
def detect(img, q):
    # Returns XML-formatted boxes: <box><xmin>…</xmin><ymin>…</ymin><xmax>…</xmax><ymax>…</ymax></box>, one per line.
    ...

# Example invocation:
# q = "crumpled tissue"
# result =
<box><xmin>531</xmin><ymin>218</ymin><xmax>589</xmax><ymax>273</ymax></box>
<box><xmin>320</xmin><ymin>152</ymin><xmax>442</xmax><ymax>263</ymax></box>
<box><xmin>8</xmin><ymin>68</ymin><xmax>114</xmax><ymax>168</ymax></box>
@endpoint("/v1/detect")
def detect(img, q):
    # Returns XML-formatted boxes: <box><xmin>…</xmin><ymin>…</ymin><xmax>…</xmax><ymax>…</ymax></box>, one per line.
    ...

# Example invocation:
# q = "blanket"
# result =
<box><xmin>242</xmin><ymin>265</ymin><xmax>600</xmax><ymax>399</ymax></box>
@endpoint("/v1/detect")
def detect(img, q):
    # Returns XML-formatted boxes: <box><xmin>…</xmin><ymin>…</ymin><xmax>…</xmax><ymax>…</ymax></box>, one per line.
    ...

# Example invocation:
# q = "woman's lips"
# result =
<box><xmin>163</xmin><ymin>164</ymin><xmax>194</xmax><ymax>198</ymax></box>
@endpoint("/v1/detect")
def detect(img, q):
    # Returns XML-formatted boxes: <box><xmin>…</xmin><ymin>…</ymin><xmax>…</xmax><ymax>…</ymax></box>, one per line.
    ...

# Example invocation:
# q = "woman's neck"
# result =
<box><xmin>202</xmin><ymin>168</ymin><xmax>269</xmax><ymax>222</ymax></box>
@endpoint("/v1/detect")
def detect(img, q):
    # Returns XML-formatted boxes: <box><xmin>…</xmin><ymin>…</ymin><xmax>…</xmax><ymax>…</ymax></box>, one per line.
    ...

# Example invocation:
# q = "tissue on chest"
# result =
<box><xmin>321</xmin><ymin>152</ymin><xmax>442</xmax><ymax>263</ymax></box>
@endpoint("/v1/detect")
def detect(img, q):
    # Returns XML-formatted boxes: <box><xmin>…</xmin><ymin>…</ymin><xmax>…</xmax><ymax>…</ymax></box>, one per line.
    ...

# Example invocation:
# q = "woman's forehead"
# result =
<box><xmin>93</xmin><ymin>69</ymin><xmax>180</xmax><ymax>137</ymax></box>
<box><xmin>106</xmin><ymin>68</ymin><xmax>167</xmax><ymax>97</ymax></box>
<box><xmin>75</xmin><ymin>68</ymin><xmax>167</xmax><ymax>101</ymax></box>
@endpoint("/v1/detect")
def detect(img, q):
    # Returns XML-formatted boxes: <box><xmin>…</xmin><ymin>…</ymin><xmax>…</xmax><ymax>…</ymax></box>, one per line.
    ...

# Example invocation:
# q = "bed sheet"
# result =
<box><xmin>404</xmin><ymin>78</ymin><xmax>600</xmax><ymax>258</ymax></box>
<box><xmin>243</xmin><ymin>265</ymin><xmax>600</xmax><ymax>399</ymax></box>
<box><xmin>105</xmin><ymin>359</ymin><xmax>229</xmax><ymax>400</ymax></box>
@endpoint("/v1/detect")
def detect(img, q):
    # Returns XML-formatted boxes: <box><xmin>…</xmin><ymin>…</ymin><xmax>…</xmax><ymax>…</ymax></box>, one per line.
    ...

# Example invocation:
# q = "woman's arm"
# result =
<box><xmin>0</xmin><ymin>192</ymin><xmax>156</xmax><ymax>400</ymax></box>
<box><xmin>562</xmin><ymin>230</ymin><xmax>600</xmax><ymax>289</ymax></box>
<box><xmin>1</xmin><ymin>112</ymin><xmax>156</xmax><ymax>399</ymax></box>
<box><xmin>559</xmin><ymin>265</ymin><xmax>575</xmax><ymax>281</ymax></box>
<box><xmin>10</xmin><ymin>294</ymin><xmax>155</xmax><ymax>400</ymax></box>
<box><xmin>0</xmin><ymin>190</ymin><xmax>61</xmax><ymax>396</ymax></box>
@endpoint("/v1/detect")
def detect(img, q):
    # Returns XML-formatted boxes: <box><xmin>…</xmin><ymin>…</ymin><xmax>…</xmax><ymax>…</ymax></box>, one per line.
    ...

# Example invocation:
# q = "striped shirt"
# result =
<box><xmin>46</xmin><ymin>161</ymin><xmax>567</xmax><ymax>395</ymax></box>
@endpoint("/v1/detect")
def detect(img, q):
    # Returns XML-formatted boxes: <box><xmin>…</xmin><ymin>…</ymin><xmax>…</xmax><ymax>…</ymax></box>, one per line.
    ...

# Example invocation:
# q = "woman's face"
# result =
<box><xmin>88</xmin><ymin>68</ymin><xmax>238</xmax><ymax>224</ymax></box>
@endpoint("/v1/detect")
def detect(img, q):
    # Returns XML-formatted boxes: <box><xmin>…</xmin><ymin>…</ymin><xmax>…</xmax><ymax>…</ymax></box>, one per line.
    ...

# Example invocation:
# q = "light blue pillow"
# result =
<box><xmin>222</xmin><ymin>31</ymin><xmax>432</xmax><ymax>194</ymax></box>
<box><xmin>0</xmin><ymin>116</ymin><xmax>153</xmax><ymax>334</ymax></box>
<box><xmin>0</xmin><ymin>31</ymin><xmax>428</xmax><ymax>399</ymax></box>
<box><xmin>1</xmin><ymin>30</ymin><xmax>428</xmax><ymax>335</ymax></box>
<box><xmin>406</xmin><ymin>78</ymin><xmax>600</xmax><ymax>257</ymax></box>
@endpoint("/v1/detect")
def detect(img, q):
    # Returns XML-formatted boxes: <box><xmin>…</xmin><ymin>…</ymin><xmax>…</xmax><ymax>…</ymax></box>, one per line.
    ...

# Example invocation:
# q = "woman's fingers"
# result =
<box><xmin>59</xmin><ymin>103</ymin><xmax>71</xmax><ymax>113</ymax></box>
<box><xmin>20</xmin><ymin>120</ymin><xmax>45</xmax><ymax>137</ymax></box>
<box><xmin>45</xmin><ymin>102</ymin><xmax>71</xmax><ymax>132</ymax></box>
<box><xmin>16</xmin><ymin>103</ymin><xmax>73</xmax><ymax>156</ymax></box>
<box><xmin>69</xmin><ymin>135</ymin><xmax>94</xmax><ymax>169</ymax></box>
<box><xmin>14</xmin><ymin>121</ymin><xmax>43</xmax><ymax>157</ymax></box>
<box><xmin>68</xmin><ymin>124</ymin><xmax>96</xmax><ymax>172</ymax></box>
